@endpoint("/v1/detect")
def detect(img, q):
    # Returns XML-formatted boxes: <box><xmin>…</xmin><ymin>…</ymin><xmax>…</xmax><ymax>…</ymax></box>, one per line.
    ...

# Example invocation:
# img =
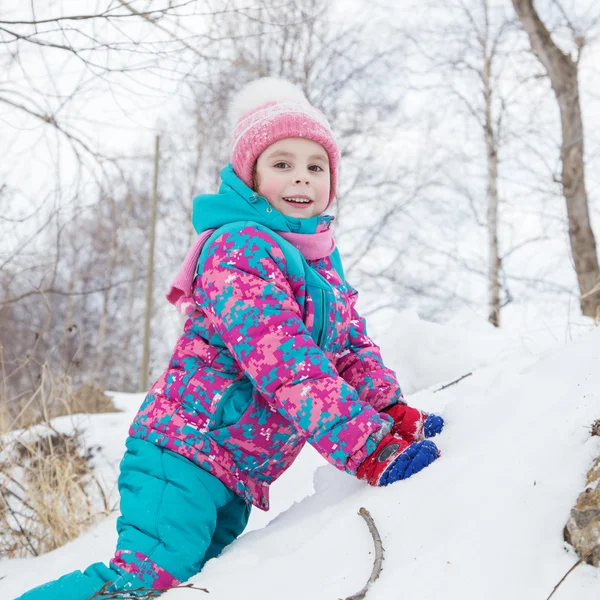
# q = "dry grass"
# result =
<box><xmin>0</xmin><ymin>361</ymin><xmax>119</xmax><ymax>435</ymax></box>
<box><xmin>71</xmin><ymin>381</ymin><xmax>119</xmax><ymax>416</ymax></box>
<box><xmin>0</xmin><ymin>362</ymin><xmax>114</xmax><ymax>559</ymax></box>
<box><xmin>0</xmin><ymin>430</ymin><xmax>110</xmax><ymax>558</ymax></box>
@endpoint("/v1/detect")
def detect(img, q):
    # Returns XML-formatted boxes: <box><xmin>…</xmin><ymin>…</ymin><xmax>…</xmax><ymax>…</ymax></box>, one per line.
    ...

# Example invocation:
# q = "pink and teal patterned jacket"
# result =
<box><xmin>129</xmin><ymin>165</ymin><xmax>404</xmax><ymax>510</ymax></box>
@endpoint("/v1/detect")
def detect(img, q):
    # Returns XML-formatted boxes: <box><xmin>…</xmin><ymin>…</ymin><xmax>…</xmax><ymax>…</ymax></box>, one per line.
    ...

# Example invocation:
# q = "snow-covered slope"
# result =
<box><xmin>2</xmin><ymin>313</ymin><xmax>599</xmax><ymax>600</ymax></box>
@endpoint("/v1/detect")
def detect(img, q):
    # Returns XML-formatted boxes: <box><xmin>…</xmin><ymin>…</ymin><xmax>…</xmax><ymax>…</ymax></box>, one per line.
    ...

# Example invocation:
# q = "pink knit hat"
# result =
<box><xmin>229</xmin><ymin>78</ymin><xmax>340</xmax><ymax>206</ymax></box>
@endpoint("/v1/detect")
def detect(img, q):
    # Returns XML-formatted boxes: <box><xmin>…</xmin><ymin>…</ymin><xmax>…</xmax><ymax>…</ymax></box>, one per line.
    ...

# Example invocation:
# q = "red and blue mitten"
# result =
<box><xmin>357</xmin><ymin>433</ymin><xmax>440</xmax><ymax>486</ymax></box>
<box><xmin>383</xmin><ymin>404</ymin><xmax>444</xmax><ymax>443</ymax></box>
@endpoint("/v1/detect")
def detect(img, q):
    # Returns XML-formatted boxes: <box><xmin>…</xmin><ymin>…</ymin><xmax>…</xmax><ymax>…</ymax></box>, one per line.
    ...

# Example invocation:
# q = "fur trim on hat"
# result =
<box><xmin>229</xmin><ymin>77</ymin><xmax>308</xmax><ymax>128</ymax></box>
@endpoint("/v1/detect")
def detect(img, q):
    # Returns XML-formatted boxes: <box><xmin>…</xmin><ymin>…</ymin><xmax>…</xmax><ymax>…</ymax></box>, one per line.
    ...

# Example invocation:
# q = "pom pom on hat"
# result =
<box><xmin>228</xmin><ymin>77</ymin><xmax>308</xmax><ymax>126</ymax></box>
<box><xmin>229</xmin><ymin>77</ymin><xmax>340</xmax><ymax>207</ymax></box>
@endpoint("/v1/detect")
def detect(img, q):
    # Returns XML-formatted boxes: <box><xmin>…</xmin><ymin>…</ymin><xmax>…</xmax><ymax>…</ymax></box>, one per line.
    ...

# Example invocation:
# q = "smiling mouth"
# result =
<box><xmin>283</xmin><ymin>196</ymin><xmax>313</xmax><ymax>204</ymax></box>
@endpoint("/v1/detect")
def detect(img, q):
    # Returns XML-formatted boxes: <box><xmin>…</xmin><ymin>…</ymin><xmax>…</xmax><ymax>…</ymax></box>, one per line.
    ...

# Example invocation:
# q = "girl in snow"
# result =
<box><xmin>16</xmin><ymin>78</ymin><xmax>444</xmax><ymax>600</ymax></box>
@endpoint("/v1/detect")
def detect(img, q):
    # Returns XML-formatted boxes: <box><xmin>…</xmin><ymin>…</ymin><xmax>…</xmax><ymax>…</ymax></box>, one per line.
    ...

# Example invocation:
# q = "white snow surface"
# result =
<box><xmin>2</xmin><ymin>311</ymin><xmax>600</xmax><ymax>600</ymax></box>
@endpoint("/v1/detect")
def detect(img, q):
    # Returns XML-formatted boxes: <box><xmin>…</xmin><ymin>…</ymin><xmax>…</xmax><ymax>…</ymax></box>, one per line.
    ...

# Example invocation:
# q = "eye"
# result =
<box><xmin>274</xmin><ymin>162</ymin><xmax>290</xmax><ymax>169</ymax></box>
<box><xmin>309</xmin><ymin>165</ymin><xmax>324</xmax><ymax>172</ymax></box>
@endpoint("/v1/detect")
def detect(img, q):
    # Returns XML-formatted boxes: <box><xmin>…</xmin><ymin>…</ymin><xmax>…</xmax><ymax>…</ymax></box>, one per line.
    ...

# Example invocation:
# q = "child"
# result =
<box><xmin>16</xmin><ymin>78</ymin><xmax>443</xmax><ymax>600</ymax></box>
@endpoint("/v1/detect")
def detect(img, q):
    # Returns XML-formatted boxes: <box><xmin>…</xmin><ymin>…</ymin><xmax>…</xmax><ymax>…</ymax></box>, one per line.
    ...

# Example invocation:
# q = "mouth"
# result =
<box><xmin>282</xmin><ymin>195</ymin><xmax>313</xmax><ymax>206</ymax></box>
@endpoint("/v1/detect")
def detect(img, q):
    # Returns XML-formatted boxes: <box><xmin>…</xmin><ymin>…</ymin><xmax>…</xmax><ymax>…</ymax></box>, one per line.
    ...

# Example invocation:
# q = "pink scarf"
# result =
<box><xmin>167</xmin><ymin>227</ymin><xmax>335</xmax><ymax>314</ymax></box>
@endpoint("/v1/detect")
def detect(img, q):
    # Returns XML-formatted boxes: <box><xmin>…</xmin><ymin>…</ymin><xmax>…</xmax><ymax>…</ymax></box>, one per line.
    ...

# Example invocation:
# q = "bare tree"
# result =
<box><xmin>462</xmin><ymin>0</ymin><xmax>511</xmax><ymax>327</ymax></box>
<box><xmin>404</xmin><ymin>0</ymin><xmax>524</xmax><ymax>326</ymax></box>
<box><xmin>159</xmin><ymin>0</ymin><xmax>448</xmax><ymax>320</ymax></box>
<box><xmin>0</xmin><ymin>1</ymin><xmax>308</xmax><ymax>404</ymax></box>
<box><xmin>0</xmin><ymin>1</ymin><xmax>220</xmax><ymax>162</ymax></box>
<box><xmin>511</xmin><ymin>0</ymin><xmax>600</xmax><ymax>319</ymax></box>
<box><xmin>479</xmin><ymin>1</ymin><xmax>508</xmax><ymax>327</ymax></box>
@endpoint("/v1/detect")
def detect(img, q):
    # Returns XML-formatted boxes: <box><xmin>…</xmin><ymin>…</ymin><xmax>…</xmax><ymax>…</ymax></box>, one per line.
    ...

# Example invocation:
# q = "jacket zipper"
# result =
<box><xmin>316</xmin><ymin>289</ymin><xmax>328</xmax><ymax>348</ymax></box>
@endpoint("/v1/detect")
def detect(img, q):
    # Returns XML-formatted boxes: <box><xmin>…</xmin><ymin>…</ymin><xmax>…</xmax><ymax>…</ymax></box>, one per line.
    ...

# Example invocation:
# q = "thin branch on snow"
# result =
<box><xmin>433</xmin><ymin>372</ymin><xmax>473</xmax><ymax>393</ymax></box>
<box><xmin>343</xmin><ymin>507</ymin><xmax>384</xmax><ymax>600</ymax></box>
<box><xmin>545</xmin><ymin>544</ymin><xmax>600</xmax><ymax>600</ymax></box>
<box><xmin>87</xmin><ymin>581</ymin><xmax>209</xmax><ymax>599</ymax></box>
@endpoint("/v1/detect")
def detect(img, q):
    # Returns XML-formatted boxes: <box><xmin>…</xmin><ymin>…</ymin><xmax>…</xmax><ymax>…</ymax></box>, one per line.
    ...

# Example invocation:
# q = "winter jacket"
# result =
<box><xmin>129</xmin><ymin>165</ymin><xmax>404</xmax><ymax>510</ymax></box>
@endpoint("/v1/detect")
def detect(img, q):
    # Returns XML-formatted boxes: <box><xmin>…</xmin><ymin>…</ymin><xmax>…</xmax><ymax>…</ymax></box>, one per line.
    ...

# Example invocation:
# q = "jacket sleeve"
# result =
<box><xmin>197</xmin><ymin>224</ymin><xmax>390</xmax><ymax>474</ymax></box>
<box><xmin>335</xmin><ymin>282</ymin><xmax>406</xmax><ymax>412</ymax></box>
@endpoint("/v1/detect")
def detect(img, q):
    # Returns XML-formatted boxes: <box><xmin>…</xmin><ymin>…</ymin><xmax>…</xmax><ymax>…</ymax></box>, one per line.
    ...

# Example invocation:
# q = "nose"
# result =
<box><xmin>295</xmin><ymin>177</ymin><xmax>310</xmax><ymax>185</ymax></box>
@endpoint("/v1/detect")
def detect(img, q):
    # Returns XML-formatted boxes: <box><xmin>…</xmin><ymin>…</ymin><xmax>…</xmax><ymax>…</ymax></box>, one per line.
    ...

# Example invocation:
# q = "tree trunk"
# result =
<box><xmin>511</xmin><ymin>0</ymin><xmax>600</xmax><ymax>318</ymax></box>
<box><xmin>483</xmin><ymin>40</ymin><xmax>501</xmax><ymax>327</ymax></box>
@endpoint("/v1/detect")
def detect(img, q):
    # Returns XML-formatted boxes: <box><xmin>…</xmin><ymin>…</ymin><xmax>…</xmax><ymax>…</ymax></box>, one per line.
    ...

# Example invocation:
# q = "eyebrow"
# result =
<box><xmin>267</xmin><ymin>150</ymin><xmax>328</xmax><ymax>162</ymax></box>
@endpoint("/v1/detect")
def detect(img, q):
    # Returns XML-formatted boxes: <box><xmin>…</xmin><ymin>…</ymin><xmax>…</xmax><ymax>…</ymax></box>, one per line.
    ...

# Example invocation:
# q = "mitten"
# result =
<box><xmin>383</xmin><ymin>404</ymin><xmax>444</xmax><ymax>442</ymax></box>
<box><xmin>424</xmin><ymin>413</ymin><xmax>444</xmax><ymax>438</ymax></box>
<box><xmin>356</xmin><ymin>433</ymin><xmax>439</xmax><ymax>486</ymax></box>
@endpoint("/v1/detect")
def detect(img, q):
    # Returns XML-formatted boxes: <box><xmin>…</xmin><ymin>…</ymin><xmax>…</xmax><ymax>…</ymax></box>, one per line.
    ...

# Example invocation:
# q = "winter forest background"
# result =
<box><xmin>2</xmin><ymin>0</ymin><xmax>599</xmax><ymax>409</ymax></box>
<box><xmin>1</xmin><ymin>0</ymin><xmax>600</xmax><ymax>593</ymax></box>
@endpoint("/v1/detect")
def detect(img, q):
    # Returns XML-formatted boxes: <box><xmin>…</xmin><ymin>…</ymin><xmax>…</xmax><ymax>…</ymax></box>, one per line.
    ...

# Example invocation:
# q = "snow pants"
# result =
<box><xmin>14</xmin><ymin>436</ymin><xmax>251</xmax><ymax>600</ymax></box>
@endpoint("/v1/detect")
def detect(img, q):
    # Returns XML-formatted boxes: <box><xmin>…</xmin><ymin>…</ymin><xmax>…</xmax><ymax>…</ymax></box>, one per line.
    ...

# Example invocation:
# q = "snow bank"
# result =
<box><xmin>1</xmin><ymin>315</ymin><xmax>599</xmax><ymax>600</ymax></box>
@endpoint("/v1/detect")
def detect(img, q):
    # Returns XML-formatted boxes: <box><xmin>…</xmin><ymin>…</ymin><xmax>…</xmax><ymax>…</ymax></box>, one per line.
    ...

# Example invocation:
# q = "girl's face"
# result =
<box><xmin>254</xmin><ymin>138</ymin><xmax>330</xmax><ymax>219</ymax></box>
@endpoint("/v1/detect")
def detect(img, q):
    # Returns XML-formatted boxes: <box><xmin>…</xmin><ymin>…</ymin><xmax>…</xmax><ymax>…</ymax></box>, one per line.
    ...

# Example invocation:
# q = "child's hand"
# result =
<box><xmin>424</xmin><ymin>413</ymin><xmax>444</xmax><ymax>438</ymax></box>
<box><xmin>383</xmin><ymin>404</ymin><xmax>444</xmax><ymax>443</ymax></box>
<box><xmin>356</xmin><ymin>433</ymin><xmax>439</xmax><ymax>486</ymax></box>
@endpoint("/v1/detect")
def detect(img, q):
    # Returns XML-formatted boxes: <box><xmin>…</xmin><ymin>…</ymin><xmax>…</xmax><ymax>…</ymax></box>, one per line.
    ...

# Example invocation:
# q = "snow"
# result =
<box><xmin>1</xmin><ymin>310</ymin><xmax>599</xmax><ymax>599</ymax></box>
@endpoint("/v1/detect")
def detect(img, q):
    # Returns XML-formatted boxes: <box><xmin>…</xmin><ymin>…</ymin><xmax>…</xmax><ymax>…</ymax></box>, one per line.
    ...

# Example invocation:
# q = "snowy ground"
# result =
<box><xmin>1</xmin><ymin>310</ymin><xmax>599</xmax><ymax>600</ymax></box>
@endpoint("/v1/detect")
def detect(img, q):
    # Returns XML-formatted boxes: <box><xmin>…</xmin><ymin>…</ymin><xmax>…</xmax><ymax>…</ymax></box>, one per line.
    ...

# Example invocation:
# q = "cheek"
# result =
<box><xmin>315</xmin><ymin>177</ymin><xmax>331</xmax><ymax>203</ymax></box>
<box><xmin>258</xmin><ymin>178</ymin><xmax>284</xmax><ymax>200</ymax></box>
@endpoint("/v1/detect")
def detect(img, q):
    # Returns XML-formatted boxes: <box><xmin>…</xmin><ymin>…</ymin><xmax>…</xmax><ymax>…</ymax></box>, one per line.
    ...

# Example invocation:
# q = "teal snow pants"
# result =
<box><xmin>14</xmin><ymin>437</ymin><xmax>251</xmax><ymax>600</ymax></box>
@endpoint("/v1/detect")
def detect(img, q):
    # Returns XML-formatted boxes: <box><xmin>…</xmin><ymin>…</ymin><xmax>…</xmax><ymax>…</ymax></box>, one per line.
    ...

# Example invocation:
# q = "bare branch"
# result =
<box><xmin>0</xmin><ymin>96</ymin><xmax>102</xmax><ymax>161</ymax></box>
<box><xmin>433</xmin><ymin>372</ymin><xmax>473</xmax><ymax>393</ymax></box>
<box><xmin>546</xmin><ymin>544</ymin><xmax>600</xmax><ymax>600</ymax></box>
<box><xmin>87</xmin><ymin>580</ymin><xmax>209</xmax><ymax>599</ymax></box>
<box><xmin>511</xmin><ymin>0</ymin><xmax>576</xmax><ymax>83</ymax></box>
<box><xmin>0</xmin><ymin>1</ymin><xmax>200</xmax><ymax>26</ymax></box>
<box><xmin>0</xmin><ymin>277</ymin><xmax>145</xmax><ymax>308</ymax></box>
<box><xmin>116</xmin><ymin>0</ymin><xmax>211</xmax><ymax>61</ymax></box>
<box><xmin>344</xmin><ymin>508</ymin><xmax>384</xmax><ymax>600</ymax></box>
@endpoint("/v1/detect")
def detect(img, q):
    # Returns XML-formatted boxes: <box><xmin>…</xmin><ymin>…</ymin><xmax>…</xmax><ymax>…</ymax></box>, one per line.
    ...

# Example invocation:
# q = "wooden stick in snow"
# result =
<box><xmin>88</xmin><ymin>581</ymin><xmax>209</xmax><ymax>598</ymax></box>
<box><xmin>545</xmin><ymin>544</ymin><xmax>600</xmax><ymax>600</ymax></box>
<box><xmin>344</xmin><ymin>507</ymin><xmax>384</xmax><ymax>600</ymax></box>
<box><xmin>433</xmin><ymin>372</ymin><xmax>472</xmax><ymax>393</ymax></box>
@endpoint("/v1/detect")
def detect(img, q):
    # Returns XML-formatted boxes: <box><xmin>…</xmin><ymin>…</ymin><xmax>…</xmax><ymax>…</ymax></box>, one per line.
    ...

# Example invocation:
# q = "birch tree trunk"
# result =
<box><xmin>411</xmin><ymin>0</ymin><xmax>508</xmax><ymax>325</ymax></box>
<box><xmin>483</xmin><ymin>49</ymin><xmax>501</xmax><ymax>327</ymax></box>
<box><xmin>511</xmin><ymin>0</ymin><xmax>600</xmax><ymax>319</ymax></box>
